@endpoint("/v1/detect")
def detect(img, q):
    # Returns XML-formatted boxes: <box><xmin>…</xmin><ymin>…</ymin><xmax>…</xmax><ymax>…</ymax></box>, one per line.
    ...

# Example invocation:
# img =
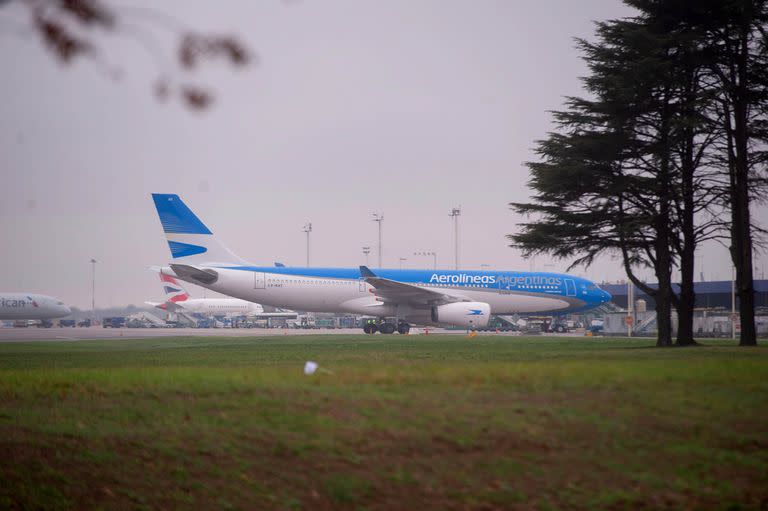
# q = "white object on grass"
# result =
<box><xmin>304</xmin><ymin>361</ymin><xmax>334</xmax><ymax>375</ymax></box>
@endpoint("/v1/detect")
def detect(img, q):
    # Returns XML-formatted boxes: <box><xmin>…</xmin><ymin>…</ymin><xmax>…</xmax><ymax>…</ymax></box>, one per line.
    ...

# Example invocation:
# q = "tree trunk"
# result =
<box><xmin>676</xmin><ymin>74</ymin><xmax>698</xmax><ymax>347</ymax></box>
<box><xmin>654</xmin><ymin>219</ymin><xmax>674</xmax><ymax>347</ymax></box>
<box><xmin>655</xmin><ymin>89</ymin><xmax>674</xmax><ymax>347</ymax></box>
<box><xmin>731</xmin><ymin>16</ymin><xmax>757</xmax><ymax>346</ymax></box>
<box><xmin>676</xmin><ymin>245</ymin><xmax>696</xmax><ymax>345</ymax></box>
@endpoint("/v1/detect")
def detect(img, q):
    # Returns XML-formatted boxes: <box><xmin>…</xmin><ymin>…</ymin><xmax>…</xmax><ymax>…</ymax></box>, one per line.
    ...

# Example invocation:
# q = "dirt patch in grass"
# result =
<box><xmin>3</xmin><ymin>392</ymin><xmax>766</xmax><ymax>511</ymax></box>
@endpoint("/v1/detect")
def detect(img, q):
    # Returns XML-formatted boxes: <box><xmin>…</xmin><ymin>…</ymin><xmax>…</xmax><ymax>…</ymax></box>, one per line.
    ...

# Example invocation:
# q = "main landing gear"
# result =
<box><xmin>362</xmin><ymin>319</ymin><xmax>411</xmax><ymax>335</ymax></box>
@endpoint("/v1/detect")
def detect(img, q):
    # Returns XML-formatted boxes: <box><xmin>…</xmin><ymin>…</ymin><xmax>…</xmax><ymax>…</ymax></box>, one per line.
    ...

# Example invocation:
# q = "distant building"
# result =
<box><xmin>602</xmin><ymin>280</ymin><xmax>768</xmax><ymax>310</ymax></box>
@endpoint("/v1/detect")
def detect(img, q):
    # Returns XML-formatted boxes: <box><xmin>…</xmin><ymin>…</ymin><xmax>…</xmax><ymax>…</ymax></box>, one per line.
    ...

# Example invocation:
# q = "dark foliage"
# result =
<box><xmin>5</xmin><ymin>0</ymin><xmax>254</xmax><ymax>110</ymax></box>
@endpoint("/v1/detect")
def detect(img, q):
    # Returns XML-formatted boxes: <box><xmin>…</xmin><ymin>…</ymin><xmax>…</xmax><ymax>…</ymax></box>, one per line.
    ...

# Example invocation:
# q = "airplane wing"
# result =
<box><xmin>359</xmin><ymin>266</ymin><xmax>467</xmax><ymax>306</ymax></box>
<box><xmin>248</xmin><ymin>312</ymin><xmax>298</xmax><ymax>319</ymax></box>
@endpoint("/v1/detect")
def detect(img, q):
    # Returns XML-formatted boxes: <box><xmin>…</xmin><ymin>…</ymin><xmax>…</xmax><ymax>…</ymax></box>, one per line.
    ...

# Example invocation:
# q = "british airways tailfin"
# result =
<box><xmin>151</xmin><ymin>194</ymin><xmax>246</xmax><ymax>265</ymax></box>
<box><xmin>160</xmin><ymin>273</ymin><xmax>190</xmax><ymax>303</ymax></box>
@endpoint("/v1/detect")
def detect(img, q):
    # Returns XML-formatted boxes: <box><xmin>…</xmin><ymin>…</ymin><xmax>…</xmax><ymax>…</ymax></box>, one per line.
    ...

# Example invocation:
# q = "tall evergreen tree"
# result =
<box><xmin>693</xmin><ymin>0</ymin><xmax>768</xmax><ymax>346</ymax></box>
<box><xmin>511</xmin><ymin>16</ymin><xmax>682</xmax><ymax>346</ymax></box>
<box><xmin>628</xmin><ymin>1</ymin><xmax>726</xmax><ymax>345</ymax></box>
<box><xmin>511</xmin><ymin>7</ymin><xmax>724</xmax><ymax>346</ymax></box>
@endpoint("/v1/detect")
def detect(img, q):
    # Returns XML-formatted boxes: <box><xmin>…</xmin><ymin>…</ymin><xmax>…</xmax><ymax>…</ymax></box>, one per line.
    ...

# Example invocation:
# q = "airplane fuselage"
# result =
<box><xmin>0</xmin><ymin>293</ymin><xmax>72</xmax><ymax>320</ymax></box>
<box><xmin>164</xmin><ymin>266</ymin><xmax>610</xmax><ymax>320</ymax></box>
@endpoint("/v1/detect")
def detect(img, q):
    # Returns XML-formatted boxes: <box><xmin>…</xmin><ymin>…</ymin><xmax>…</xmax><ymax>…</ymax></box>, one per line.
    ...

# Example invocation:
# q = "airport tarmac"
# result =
<box><xmin>0</xmin><ymin>326</ymin><xmax>520</xmax><ymax>342</ymax></box>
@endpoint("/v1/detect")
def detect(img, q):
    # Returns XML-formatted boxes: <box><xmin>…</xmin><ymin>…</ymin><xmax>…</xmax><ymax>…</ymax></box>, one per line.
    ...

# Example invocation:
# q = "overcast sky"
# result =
<box><xmin>1</xmin><ymin>0</ymin><xmax>760</xmax><ymax>308</ymax></box>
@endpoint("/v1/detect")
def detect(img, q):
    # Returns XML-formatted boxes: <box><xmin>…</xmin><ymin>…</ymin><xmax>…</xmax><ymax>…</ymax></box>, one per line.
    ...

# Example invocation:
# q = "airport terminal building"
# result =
<box><xmin>601</xmin><ymin>280</ymin><xmax>768</xmax><ymax>310</ymax></box>
<box><xmin>599</xmin><ymin>280</ymin><xmax>768</xmax><ymax>336</ymax></box>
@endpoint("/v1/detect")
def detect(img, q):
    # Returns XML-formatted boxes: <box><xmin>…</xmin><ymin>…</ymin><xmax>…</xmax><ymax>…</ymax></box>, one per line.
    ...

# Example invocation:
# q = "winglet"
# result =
<box><xmin>359</xmin><ymin>265</ymin><xmax>377</xmax><ymax>278</ymax></box>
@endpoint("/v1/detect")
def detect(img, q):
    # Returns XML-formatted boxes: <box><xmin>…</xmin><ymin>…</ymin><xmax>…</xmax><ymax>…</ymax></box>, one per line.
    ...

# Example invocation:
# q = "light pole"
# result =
<box><xmin>449</xmin><ymin>207</ymin><xmax>461</xmax><ymax>270</ymax></box>
<box><xmin>90</xmin><ymin>258</ymin><xmax>97</xmax><ymax>320</ymax></box>
<box><xmin>399</xmin><ymin>257</ymin><xmax>407</xmax><ymax>269</ymax></box>
<box><xmin>732</xmin><ymin>265</ymin><xmax>737</xmax><ymax>340</ymax></box>
<box><xmin>372</xmin><ymin>213</ymin><xmax>383</xmax><ymax>268</ymax></box>
<box><xmin>362</xmin><ymin>246</ymin><xmax>371</xmax><ymax>266</ymax></box>
<box><xmin>414</xmin><ymin>251</ymin><xmax>437</xmax><ymax>270</ymax></box>
<box><xmin>302</xmin><ymin>222</ymin><xmax>312</xmax><ymax>267</ymax></box>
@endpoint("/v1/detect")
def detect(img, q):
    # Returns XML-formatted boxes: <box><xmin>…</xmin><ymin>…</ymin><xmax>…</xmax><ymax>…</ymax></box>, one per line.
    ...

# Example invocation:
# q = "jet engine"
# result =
<box><xmin>431</xmin><ymin>302</ymin><xmax>491</xmax><ymax>329</ymax></box>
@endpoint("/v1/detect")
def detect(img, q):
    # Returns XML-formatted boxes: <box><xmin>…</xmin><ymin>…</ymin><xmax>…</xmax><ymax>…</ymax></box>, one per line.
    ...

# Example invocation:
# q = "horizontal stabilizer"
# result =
<box><xmin>144</xmin><ymin>300</ymin><xmax>182</xmax><ymax>311</ymax></box>
<box><xmin>169</xmin><ymin>264</ymin><xmax>218</xmax><ymax>285</ymax></box>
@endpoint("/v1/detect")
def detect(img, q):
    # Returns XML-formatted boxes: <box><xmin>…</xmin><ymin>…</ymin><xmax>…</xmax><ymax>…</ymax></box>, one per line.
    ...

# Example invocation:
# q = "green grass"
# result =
<box><xmin>0</xmin><ymin>335</ymin><xmax>766</xmax><ymax>510</ymax></box>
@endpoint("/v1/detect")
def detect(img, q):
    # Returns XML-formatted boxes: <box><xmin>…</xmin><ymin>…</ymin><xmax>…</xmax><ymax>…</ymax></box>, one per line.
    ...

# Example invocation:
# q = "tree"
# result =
<box><xmin>693</xmin><ymin>0</ymin><xmax>768</xmax><ymax>346</ymax></box>
<box><xmin>511</xmin><ymin>8</ymin><xmax>724</xmax><ymax>347</ymax></box>
<box><xmin>626</xmin><ymin>0</ymin><xmax>727</xmax><ymax>346</ymax></box>
<box><xmin>0</xmin><ymin>0</ymin><xmax>254</xmax><ymax>110</ymax></box>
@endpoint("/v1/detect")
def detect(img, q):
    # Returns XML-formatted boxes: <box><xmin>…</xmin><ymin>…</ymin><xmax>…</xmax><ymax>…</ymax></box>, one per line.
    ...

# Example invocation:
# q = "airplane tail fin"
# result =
<box><xmin>151</xmin><ymin>194</ymin><xmax>246</xmax><ymax>266</ymax></box>
<box><xmin>160</xmin><ymin>273</ymin><xmax>190</xmax><ymax>303</ymax></box>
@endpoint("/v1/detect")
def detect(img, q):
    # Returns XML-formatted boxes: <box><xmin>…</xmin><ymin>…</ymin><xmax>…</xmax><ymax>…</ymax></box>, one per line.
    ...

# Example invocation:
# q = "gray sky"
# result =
<box><xmin>0</xmin><ymin>0</ymin><xmax>757</xmax><ymax>308</ymax></box>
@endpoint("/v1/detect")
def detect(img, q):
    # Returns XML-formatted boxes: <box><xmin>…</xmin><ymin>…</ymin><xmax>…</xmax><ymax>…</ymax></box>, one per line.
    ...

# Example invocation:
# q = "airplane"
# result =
<box><xmin>150</xmin><ymin>193</ymin><xmax>612</xmax><ymax>334</ymax></box>
<box><xmin>146</xmin><ymin>273</ymin><xmax>297</xmax><ymax>320</ymax></box>
<box><xmin>0</xmin><ymin>293</ymin><xmax>71</xmax><ymax>320</ymax></box>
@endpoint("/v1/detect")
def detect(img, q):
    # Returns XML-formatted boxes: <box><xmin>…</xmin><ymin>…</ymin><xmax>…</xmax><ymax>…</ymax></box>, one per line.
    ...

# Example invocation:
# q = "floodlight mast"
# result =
<box><xmin>302</xmin><ymin>222</ymin><xmax>312</xmax><ymax>267</ymax></box>
<box><xmin>372</xmin><ymin>213</ymin><xmax>383</xmax><ymax>268</ymax></box>
<box><xmin>449</xmin><ymin>207</ymin><xmax>461</xmax><ymax>270</ymax></box>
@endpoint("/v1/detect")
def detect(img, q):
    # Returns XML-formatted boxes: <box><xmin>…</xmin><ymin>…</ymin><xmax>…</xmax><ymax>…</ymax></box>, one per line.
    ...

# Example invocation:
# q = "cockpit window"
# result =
<box><xmin>587</xmin><ymin>285</ymin><xmax>598</xmax><ymax>290</ymax></box>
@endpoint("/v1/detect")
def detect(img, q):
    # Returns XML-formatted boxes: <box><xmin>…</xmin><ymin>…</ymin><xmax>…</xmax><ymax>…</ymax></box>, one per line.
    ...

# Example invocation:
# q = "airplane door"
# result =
<box><xmin>565</xmin><ymin>279</ymin><xmax>576</xmax><ymax>296</ymax></box>
<box><xmin>254</xmin><ymin>272</ymin><xmax>266</xmax><ymax>289</ymax></box>
<box><xmin>358</xmin><ymin>278</ymin><xmax>367</xmax><ymax>293</ymax></box>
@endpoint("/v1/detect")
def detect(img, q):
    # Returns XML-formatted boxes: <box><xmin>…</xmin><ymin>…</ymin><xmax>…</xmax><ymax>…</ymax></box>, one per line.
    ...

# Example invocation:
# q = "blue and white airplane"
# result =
<box><xmin>151</xmin><ymin>194</ymin><xmax>611</xmax><ymax>334</ymax></box>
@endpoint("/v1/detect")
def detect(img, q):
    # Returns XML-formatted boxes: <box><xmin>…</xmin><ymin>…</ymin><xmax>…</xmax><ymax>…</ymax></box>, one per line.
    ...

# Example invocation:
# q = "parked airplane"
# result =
<box><xmin>146</xmin><ymin>273</ymin><xmax>296</xmax><ymax>319</ymax></box>
<box><xmin>150</xmin><ymin>194</ymin><xmax>611</xmax><ymax>334</ymax></box>
<box><xmin>0</xmin><ymin>293</ymin><xmax>71</xmax><ymax>320</ymax></box>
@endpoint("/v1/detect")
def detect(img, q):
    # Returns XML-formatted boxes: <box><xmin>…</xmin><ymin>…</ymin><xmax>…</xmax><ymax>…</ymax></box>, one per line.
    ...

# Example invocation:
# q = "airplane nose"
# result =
<box><xmin>61</xmin><ymin>305</ymin><xmax>72</xmax><ymax>315</ymax></box>
<box><xmin>601</xmin><ymin>290</ymin><xmax>612</xmax><ymax>303</ymax></box>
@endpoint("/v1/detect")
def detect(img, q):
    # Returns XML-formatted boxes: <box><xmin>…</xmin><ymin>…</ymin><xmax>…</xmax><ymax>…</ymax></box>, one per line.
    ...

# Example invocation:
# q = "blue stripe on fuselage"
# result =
<box><xmin>219</xmin><ymin>266</ymin><xmax>591</xmax><ymax>295</ymax></box>
<box><xmin>214</xmin><ymin>265</ymin><xmax>609</xmax><ymax>310</ymax></box>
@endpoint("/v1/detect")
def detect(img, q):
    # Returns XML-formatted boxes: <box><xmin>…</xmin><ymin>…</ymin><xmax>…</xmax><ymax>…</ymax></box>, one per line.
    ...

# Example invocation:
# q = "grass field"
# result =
<box><xmin>1</xmin><ymin>334</ymin><xmax>766</xmax><ymax>510</ymax></box>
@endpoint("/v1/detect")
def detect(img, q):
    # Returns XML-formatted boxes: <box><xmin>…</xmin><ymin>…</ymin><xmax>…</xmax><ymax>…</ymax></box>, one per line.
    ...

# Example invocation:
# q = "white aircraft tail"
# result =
<box><xmin>151</xmin><ymin>194</ymin><xmax>246</xmax><ymax>265</ymax></box>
